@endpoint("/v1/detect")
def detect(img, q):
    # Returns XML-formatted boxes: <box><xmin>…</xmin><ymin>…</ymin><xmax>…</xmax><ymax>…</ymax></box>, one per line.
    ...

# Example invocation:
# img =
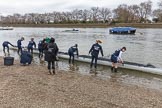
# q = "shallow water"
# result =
<box><xmin>2</xmin><ymin>49</ymin><xmax>162</xmax><ymax>91</ymax></box>
<box><xmin>43</xmin><ymin>58</ymin><xmax>162</xmax><ymax>91</ymax></box>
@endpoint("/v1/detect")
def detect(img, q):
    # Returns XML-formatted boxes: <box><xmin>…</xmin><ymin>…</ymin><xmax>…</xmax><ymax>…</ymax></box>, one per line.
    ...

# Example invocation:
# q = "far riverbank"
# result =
<box><xmin>2</xmin><ymin>23</ymin><xmax>162</xmax><ymax>28</ymax></box>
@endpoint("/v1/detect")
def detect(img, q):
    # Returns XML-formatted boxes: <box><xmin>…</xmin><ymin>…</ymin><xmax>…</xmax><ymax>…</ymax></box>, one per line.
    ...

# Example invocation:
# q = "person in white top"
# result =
<box><xmin>110</xmin><ymin>47</ymin><xmax>126</xmax><ymax>72</ymax></box>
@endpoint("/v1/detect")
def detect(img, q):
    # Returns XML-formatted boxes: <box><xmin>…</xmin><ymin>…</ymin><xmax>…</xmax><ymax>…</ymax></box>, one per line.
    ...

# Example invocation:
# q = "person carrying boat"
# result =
<box><xmin>27</xmin><ymin>38</ymin><xmax>36</xmax><ymax>54</ymax></box>
<box><xmin>68</xmin><ymin>44</ymin><xmax>79</xmax><ymax>64</ymax></box>
<box><xmin>17</xmin><ymin>37</ymin><xmax>24</xmax><ymax>55</ymax></box>
<box><xmin>44</xmin><ymin>38</ymin><xmax>59</xmax><ymax>75</ymax></box>
<box><xmin>89</xmin><ymin>40</ymin><xmax>104</xmax><ymax>69</ymax></box>
<box><xmin>111</xmin><ymin>47</ymin><xmax>126</xmax><ymax>72</ymax></box>
<box><xmin>2</xmin><ymin>41</ymin><xmax>15</xmax><ymax>55</ymax></box>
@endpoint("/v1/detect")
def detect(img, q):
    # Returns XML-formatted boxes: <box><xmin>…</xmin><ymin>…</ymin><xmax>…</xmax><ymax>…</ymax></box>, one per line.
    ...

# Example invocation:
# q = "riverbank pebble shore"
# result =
<box><xmin>0</xmin><ymin>57</ymin><xmax>162</xmax><ymax>108</ymax></box>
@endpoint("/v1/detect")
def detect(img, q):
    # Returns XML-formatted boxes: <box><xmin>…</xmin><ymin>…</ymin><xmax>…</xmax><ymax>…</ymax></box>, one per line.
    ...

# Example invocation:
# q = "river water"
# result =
<box><xmin>1</xmin><ymin>27</ymin><xmax>162</xmax><ymax>91</ymax></box>
<box><xmin>0</xmin><ymin>27</ymin><xmax>162</xmax><ymax>67</ymax></box>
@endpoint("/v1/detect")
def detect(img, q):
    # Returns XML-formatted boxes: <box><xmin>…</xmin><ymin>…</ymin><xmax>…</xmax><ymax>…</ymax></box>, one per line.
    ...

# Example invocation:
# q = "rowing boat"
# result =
<box><xmin>58</xmin><ymin>52</ymin><xmax>162</xmax><ymax>75</ymax></box>
<box><xmin>10</xmin><ymin>47</ymin><xmax>162</xmax><ymax>75</ymax></box>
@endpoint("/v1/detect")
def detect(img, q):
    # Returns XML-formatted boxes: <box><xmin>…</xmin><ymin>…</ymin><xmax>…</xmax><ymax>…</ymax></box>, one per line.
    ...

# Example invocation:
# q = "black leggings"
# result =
<box><xmin>3</xmin><ymin>45</ymin><xmax>9</xmax><ymax>53</ymax></box>
<box><xmin>69</xmin><ymin>54</ymin><xmax>74</xmax><ymax>64</ymax></box>
<box><xmin>38</xmin><ymin>49</ymin><xmax>44</xmax><ymax>58</ymax></box>
<box><xmin>90</xmin><ymin>56</ymin><xmax>98</xmax><ymax>68</ymax></box>
<box><xmin>48</xmin><ymin>61</ymin><xmax>55</xmax><ymax>70</ymax></box>
<box><xmin>17</xmin><ymin>47</ymin><xmax>22</xmax><ymax>55</ymax></box>
<box><xmin>28</xmin><ymin>48</ymin><xmax>33</xmax><ymax>54</ymax></box>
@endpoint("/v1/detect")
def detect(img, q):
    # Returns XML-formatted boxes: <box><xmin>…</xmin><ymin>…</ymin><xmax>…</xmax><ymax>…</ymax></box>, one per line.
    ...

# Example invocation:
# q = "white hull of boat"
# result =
<box><xmin>58</xmin><ymin>54</ymin><xmax>162</xmax><ymax>75</ymax></box>
<box><xmin>10</xmin><ymin>47</ymin><xmax>162</xmax><ymax>75</ymax></box>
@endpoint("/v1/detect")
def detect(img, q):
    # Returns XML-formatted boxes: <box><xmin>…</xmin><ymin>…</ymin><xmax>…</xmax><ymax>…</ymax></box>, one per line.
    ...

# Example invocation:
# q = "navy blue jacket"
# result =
<box><xmin>89</xmin><ymin>43</ymin><xmax>104</xmax><ymax>57</ymax></box>
<box><xmin>28</xmin><ymin>41</ymin><xmax>36</xmax><ymax>49</ymax></box>
<box><xmin>3</xmin><ymin>41</ymin><xmax>14</xmax><ymax>47</ymax></box>
<box><xmin>112</xmin><ymin>49</ymin><xmax>121</xmax><ymax>57</ymax></box>
<box><xmin>38</xmin><ymin>41</ymin><xmax>43</xmax><ymax>50</ymax></box>
<box><xmin>17</xmin><ymin>39</ymin><xmax>23</xmax><ymax>48</ymax></box>
<box><xmin>68</xmin><ymin>46</ymin><xmax>79</xmax><ymax>56</ymax></box>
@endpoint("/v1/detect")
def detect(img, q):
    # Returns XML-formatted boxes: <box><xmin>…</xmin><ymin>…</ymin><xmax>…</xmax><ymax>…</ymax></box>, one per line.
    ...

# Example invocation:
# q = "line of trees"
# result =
<box><xmin>1</xmin><ymin>0</ymin><xmax>162</xmax><ymax>24</ymax></box>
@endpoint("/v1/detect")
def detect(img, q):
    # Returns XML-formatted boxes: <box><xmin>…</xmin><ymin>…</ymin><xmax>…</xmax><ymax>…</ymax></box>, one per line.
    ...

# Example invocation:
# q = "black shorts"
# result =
<box><xmin>111</xmin><ymin>55</ymin><xmax>118</xmax><ymax>63</ymax></box>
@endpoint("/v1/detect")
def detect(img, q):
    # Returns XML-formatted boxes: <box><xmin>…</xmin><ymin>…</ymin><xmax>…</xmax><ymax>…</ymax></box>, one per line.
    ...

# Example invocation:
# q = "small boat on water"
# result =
<box><xmin>0</xmin><ymin>27</ymin><xmax>14</xmax><ymax>30</ymax></box>
<box><xmin>109</xmin><ymin>27</ymin><xmax>136</xmax><ymax>34</ymax></box>
<box><xmin>10</xmin><ymin>47</ymin><xmax>162</xmax><ymax>75</ymax></box>
<box><xmin>63</xmin><ymin>29</ymin><xmax>79</xmax><ymax>32</ymax></box>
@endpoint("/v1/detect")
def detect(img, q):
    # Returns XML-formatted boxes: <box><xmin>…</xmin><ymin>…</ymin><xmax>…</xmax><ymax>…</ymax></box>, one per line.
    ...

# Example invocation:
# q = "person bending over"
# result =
<box><xmin>2</xmin><ymin>41</ymin><xmax>15</xmax><ymax>55</ymax></box>
<box><xmin>111</xmin><ymin>47</ymin><xmax>126</xmax><ymax>72</ymax></box>
<box><xmin>68</xmin><ymin>44</ymin><xmax>79</xmax><ymax>64</ymax></box>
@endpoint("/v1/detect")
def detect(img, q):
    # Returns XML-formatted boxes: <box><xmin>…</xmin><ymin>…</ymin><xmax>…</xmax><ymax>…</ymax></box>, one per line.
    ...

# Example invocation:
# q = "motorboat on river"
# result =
<box><xmin>63</xmin><ymin>29</ymin><xmax>79</xmax><ymax>32</ymax></box>
<box><xmin>0</xmin><ymin>26</ymin><xmax>14</xmax><ymax>30</ymax></box>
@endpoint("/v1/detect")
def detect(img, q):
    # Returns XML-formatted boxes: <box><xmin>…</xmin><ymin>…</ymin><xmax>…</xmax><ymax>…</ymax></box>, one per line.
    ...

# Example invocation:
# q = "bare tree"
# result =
<box><xmin>71</xmin><ymin>9</ymin><xmax>83</xmax><ymax>23</ymax></box>
<box><xmin>158</xmin><ymin>0</ymin><xmax>162</xmax><ymax>9</ymax></box>
<box><xmin>90</xmin><ymin>7</ymin><xmax>100</xmax><ymax>23</ymax></box>
<box><xmin>152</xmin><ymin>0</ymin><xmax>162</xmax><ymax>22</ymax></box>
<box><xmin>139</xmin><ymin>0</ymin><xmax>152</xmax><ymax>22</ymax></box>
<box><xmin>113</xmin><ymin>4</ymin><xmax>130</xmax><ymax>23</ymax></box>
<box><xmin>153</xmin><ymin>9</ymin><xmax>162</xmax><ymax>22</ymax></box>
<box><xmin>81</xmin><ymin>9</ymin><xmax>90</xmax><ymax>23</ymax></box>
<box><xmin>99</xmin><ymin>8</ymin><xmax>111</xmax><ymax>23</ymax></box>
<box><xmin>128</xmin><ymin>5</ymin><xmax>141</xmax><ymax>22</ymax></box>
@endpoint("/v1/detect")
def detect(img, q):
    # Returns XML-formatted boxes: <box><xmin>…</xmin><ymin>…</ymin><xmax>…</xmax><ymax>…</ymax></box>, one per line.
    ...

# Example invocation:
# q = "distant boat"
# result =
<box><xmin>63</xmin><ymin>29</ymin><xmax>79</xmax><ymax>32</ymax></box>
<box><xmin>0</xmin><ymin>27</ymin><xmax>14</xmax><ymax>30</ymax></box>
<box><xmin>109</xmin><ymin>27</ymin><xmax>136</xmax><ymax>34</ymax></box>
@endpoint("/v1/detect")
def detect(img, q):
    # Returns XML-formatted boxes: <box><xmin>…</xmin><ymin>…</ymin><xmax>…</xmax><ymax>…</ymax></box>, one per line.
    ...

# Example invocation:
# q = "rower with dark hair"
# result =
<box><xmin>27</xmin><ymin>38</ymin><xmax>36</xmax><ymax>54</ymax></box>
<box><xmin>38</xmin><ymin>39</ymin><xmax>46</xmax><ymax>58</ymax></box>
<box><xmin>111</xmin><ymin>47</ymin><xmax>126</xmax><ymax>72</ymax></box>
<box><xmin>44</xmin><ymin>38</ymin><xmax>59</xmax><ymax>75</ymax></box>
<box><xmin>68</xmin><ymin>44</ymin><xmax>79</xmax><ymax>64</ymax></box>
<box><xmin>17</xmin><ymin>37</ymin><xmax>24</xmax><ymax>55</ymax></box>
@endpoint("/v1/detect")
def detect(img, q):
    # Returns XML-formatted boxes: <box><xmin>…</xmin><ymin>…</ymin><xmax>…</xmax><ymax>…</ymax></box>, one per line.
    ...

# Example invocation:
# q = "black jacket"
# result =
<box><xmin>44</xmin><ymin>43</ymin><xmax>59</xmax><ymax>62</ymax></box>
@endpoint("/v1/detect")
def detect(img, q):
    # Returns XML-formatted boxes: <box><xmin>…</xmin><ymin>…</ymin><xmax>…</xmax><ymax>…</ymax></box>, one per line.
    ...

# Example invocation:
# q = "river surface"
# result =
<box><xmin>0</xmin><ymin>27</ymin><xmax>162</xmax><ymax>67</ymax></box>
<box><xmin>0</xmin><ymin>27</ymin><xmax>162</xmax><ymax>91</ymax></box>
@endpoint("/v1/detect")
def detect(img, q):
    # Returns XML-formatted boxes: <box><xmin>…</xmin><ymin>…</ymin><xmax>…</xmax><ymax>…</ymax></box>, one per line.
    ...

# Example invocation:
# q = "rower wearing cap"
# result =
<box><xmin>89</xmin><ymin>40</ymin><xmax>104</xmax><ymax>69</ymax></box>
<box><xmin>17</xmin><ymin>37</ymin><xmax>24</xmax><ymax>55</ymax></box>
<box><xmin>68</xmin><ymin>44</ymin><xmax>79</xmax><ymax>64</ymax></box>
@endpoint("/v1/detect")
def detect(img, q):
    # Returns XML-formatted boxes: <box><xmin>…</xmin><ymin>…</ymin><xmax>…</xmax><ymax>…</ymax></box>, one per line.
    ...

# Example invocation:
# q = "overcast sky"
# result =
<box><xmin>0</xmin><ymin>0</ymin><xmax>160</xmax><ymax>15</ymax></box>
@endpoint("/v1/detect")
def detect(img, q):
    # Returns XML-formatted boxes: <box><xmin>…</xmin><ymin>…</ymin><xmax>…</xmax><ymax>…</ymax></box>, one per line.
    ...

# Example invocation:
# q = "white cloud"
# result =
<box><xmin>0</xmin><ymin>0</ymin><xmax>159</xmax><ymax>15</ymax></box>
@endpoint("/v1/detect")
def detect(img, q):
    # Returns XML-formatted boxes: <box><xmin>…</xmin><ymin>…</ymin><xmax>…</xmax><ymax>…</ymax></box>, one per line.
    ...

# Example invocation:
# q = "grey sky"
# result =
<box><xmin>0</xmin><ymin>0</ymin><xmax>160</xmax><ymax>15</ymax></box>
